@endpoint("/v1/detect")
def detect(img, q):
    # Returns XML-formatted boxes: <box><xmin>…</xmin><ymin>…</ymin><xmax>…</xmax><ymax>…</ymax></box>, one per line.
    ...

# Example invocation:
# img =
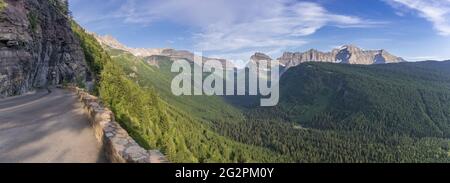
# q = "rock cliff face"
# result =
<box><xmin>278</xmin><ymin>45</ymin><xmax>405</xmax><ymax>68</ymax></box>
<box><xmin>0</xmin><ymin>0</ymin><xmax>88</xmax><ymax>97</ymax></box>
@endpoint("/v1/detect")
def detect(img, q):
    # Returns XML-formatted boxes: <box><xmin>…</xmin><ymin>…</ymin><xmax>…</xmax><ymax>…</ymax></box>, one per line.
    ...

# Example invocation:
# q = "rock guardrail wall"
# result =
<box><xmin>70</xmin><ymin>87</ymin><xmax>169</xmax><ymax>163</ymax></box>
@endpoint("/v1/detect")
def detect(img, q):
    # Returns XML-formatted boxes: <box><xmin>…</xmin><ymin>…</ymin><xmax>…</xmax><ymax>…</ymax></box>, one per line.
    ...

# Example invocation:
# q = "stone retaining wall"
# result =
<box><xmin>70</xmin><ymin>87</ymin><xmax>169</xmax><ymax>163</ymax></box>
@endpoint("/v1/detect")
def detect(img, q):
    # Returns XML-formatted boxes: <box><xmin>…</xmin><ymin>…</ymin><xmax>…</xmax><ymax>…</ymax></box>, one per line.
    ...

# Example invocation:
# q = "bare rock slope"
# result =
<box><xmin>278</xmin><ymin>45</ymin><xmax>405</xmax><ymax>68</ymax></box>
<box><xmin>0</xmin><ymin>0</ymin><xmax>88</xmax><ymax>97</ymax></box>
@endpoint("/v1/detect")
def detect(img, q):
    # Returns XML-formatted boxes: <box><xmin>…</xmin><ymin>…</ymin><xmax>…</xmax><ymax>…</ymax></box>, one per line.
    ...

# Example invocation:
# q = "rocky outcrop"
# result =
<box><xmin>278</xmin><ymin>45</ymin><xmax>405</xmax><ymax>68</ymax></box>
<box><xmin>0</xmin><ymin>0</ymin><xmax>88</xmax><ymax>97</ymax></box>
<box><xmin>73</xmin><ymin>86</ymin><xmax>169</xmax><ymax>163</ymax></box>
<box><xmin>251</xmin><ymin>52</ymin><xmax>272</xmax><ymax>62</ymax></box>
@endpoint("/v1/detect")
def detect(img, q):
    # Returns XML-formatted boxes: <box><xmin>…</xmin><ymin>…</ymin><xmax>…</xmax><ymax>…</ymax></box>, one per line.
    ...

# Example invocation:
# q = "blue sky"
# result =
<box><xmin>70</xmin><ymin>0</ymin><xmax>450</xmax><ymax>62</ymax></box>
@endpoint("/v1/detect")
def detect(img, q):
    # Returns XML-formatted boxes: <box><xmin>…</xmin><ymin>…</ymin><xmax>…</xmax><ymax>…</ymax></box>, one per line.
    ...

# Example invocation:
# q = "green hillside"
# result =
<box><xmin>0</xmin><ymin>0</ymin><xmax>7</xmax><ymax>11</ymax></box>
<box><xmin>279</xmin><ymin>62</ymin><xmax>450</xmax><ymax>138</ymax></box>
<box><xmin>105</xmin><ymin>49</ymin><xmax>245</xmax><ymax>124</ymax></box>
<box><xmin>72</xmin><ymin>22</ymin><xmax>287</xmax><ymax>163</ymax></box>
<box><xmin>217</xmin><ymin>62</ymin><xmax>450</xmax><ymax>162</ymax></box>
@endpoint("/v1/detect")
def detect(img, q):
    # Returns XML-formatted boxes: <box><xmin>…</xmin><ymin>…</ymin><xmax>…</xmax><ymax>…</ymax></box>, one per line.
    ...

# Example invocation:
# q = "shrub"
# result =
<box><xmin>28</xmin><ymin>11</ymin><xmax>39</xmax><ymax>32</ymax></box>
<box><xmin>0</xmin><ymin>0</ymin><xmax>7</xmax><ymax>11</ymax></box>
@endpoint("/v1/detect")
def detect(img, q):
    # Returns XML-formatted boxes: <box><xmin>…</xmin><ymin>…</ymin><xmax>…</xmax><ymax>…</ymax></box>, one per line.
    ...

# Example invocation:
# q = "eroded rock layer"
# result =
<box><xmin>278</xmin><ymin>45</ymin><xmax>405</xmax><ymax>68</ymax></box>
<box><xmin>0</xmin><ymin>0</ymin><xmax>88</xmax><ymax>97</ymax></box>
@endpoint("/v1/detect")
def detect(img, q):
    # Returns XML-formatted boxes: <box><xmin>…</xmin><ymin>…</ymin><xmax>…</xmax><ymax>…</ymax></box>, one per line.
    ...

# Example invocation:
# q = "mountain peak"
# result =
<box><xmin>96</xmin><ymin>34</ymin><xmax>128</xmax><ymax>51</ymax></box>
<box><xmin>251</xmin><ymin>52</ymin><xmax>272</xmax><ymax>62</ymax></box>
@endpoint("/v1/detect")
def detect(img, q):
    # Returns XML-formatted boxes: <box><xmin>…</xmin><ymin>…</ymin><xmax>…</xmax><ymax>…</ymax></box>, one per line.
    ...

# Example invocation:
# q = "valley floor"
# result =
<box><xmin>0</xmin><ymin>89</ymin><xmax>105</xmax><ymax>163</ymax></box>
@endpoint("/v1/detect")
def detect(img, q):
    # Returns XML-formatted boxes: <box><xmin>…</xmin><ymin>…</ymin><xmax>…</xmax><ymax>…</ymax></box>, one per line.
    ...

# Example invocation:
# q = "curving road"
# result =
<box><xmin>0</xmin><ymin>89</ymin><xmax>105</xmax><ymax>163</ymax></box>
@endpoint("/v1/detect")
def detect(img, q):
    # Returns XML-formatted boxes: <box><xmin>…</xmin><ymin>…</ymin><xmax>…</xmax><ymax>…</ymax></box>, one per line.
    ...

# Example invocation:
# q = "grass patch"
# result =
<box><xmin>28</xmin><ymin>11</ymin><xmax>39</xmax><ymax>32</ymax></box>
<box><xmin>49</xmin><ymin>0</ymin><xmax>68</xmax><ymax>15</ymax></box>
<box><xmin>0</xmin><ymin>0</ymin><xmax>7</xmax><ymax>11</ymax></box>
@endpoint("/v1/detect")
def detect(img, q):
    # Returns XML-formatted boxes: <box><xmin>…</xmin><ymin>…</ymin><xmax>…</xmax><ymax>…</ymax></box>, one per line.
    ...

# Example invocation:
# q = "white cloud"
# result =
<box><xmin>387</xmin><ymin>0</ymin><xmax>450</xmax><ymax>36</ymax></box>
<box><xmin>405</xmin><ymin>55</ymin><xmax>449</xmax><ymax>61</ymax></box>
<box><xmin>73</xmin><ymin>0</ymin><xmax>385</xmax><ymax>60</ymax></box>
<box><xmin>191</xmin><ymin>1</ymin><xmax>383</xmax><ymax>53</ymax></box>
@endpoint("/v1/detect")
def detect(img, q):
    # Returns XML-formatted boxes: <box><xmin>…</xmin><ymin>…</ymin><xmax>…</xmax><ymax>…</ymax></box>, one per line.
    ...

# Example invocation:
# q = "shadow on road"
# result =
<box><xmin>0</xmin><ymin>89</ymin><xmax>106</xmax><ymax>163</ymax></box>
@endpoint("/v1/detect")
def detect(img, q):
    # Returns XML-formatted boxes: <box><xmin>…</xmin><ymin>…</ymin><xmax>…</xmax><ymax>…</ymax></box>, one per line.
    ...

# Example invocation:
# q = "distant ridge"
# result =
<box><xmin>277</xmin><ymin>45</ymin><xmax>405</xmax><ymax>68</ymax></box>
<box><xmin>93</xmin><ymin>33</ymin><xmax>405</xmax><ymax>70</ymax></box>
<box><xmin>92</xmin><ymin>33</ymin><xmax>235</xmax><ymax>69</ymax></box>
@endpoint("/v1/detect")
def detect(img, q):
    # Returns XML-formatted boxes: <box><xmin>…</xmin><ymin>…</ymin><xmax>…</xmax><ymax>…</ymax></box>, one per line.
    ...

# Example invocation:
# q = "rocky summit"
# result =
<box><xmin>278</xmin><ymin>45</ymin><xmax>405</xmax><ymax>68</ymax></box>
<box><xmin>250</xmin><ymin>52</ymin><xmax>273</xmax><ymax>62</ymax></box>
<box><xmin>0</xmin><ymin>0</ymin><xmax>88</xmax><ymax>97</ymax></box>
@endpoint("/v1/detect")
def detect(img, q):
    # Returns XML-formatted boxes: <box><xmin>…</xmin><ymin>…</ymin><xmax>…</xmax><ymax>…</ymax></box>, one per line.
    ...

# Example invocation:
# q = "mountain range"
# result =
<box><xmin>94</xmin><ymin>34</ymin><xmax>406</xmax><ymax>70</ymax></box>
<box><xmin>279</xmin><ymin>45</ymin><xmax>405</xmax><ymax>66</ymax></box>
<box><xmin>252</xmin><ymin>45</ymin><xmax>405</xmax><ymax>68</ymax></box>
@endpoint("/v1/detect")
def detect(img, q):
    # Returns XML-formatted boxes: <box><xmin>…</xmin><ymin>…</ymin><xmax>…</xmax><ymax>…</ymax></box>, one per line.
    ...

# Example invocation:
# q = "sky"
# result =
<box><xmin>70</xmin><ymin>0</ymin><xmax>450</xmax><ymax>62</ymax></box>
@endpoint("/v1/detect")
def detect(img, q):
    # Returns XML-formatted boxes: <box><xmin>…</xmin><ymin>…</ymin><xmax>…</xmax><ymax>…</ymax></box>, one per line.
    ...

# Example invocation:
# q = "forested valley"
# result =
<box><xmin>72</xmin><ymin>21</ymin><xmax>450</xmax><ymax>162</ymax></box>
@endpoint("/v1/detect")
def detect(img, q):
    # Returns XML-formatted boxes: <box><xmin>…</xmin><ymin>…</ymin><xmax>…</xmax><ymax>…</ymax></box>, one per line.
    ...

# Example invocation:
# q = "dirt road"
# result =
<box><xmin>0</xmin><ymin>89</ymin><xmax>105</xmax><ymax>163</ymax></box>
